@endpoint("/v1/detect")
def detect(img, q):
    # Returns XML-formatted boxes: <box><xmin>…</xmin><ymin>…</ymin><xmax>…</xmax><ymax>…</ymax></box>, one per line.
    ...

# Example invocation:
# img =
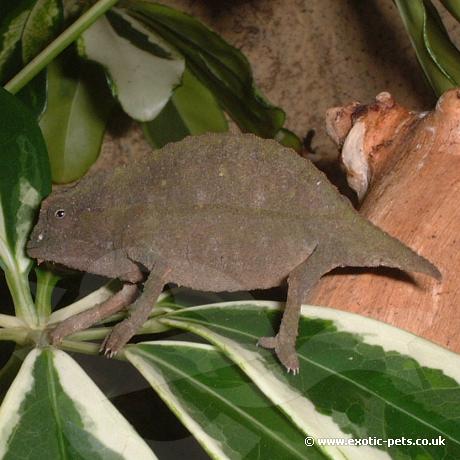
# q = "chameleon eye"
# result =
<box><xmin>54</xmin><ymin>209</ymin><xmax>66</xmax><ymax>219</ymax></box>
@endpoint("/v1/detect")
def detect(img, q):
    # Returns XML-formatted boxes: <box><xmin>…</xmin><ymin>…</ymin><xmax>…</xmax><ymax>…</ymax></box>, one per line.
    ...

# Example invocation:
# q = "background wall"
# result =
<box><xmin>163</xmin><ymin>0</ymin><xmax>460</xmax><ymax>158</ymax></box>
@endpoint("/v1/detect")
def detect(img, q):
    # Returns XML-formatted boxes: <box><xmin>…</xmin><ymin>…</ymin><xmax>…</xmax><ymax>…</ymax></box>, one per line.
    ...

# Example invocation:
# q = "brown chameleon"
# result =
<box><xmin>27</xmin><ymin>133</ymin><xmax>440</xmax><ymax>373</ymax></box>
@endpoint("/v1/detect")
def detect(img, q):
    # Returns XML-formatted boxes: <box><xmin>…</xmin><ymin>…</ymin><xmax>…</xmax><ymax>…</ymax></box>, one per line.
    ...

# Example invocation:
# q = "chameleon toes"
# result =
<box><xmin>100</xmin><ymin>322</ymin><xmax>133</xmax><ymax>357</ymax></box>
<box><xmin>276</xmin><ymin>344</ymin><xmax>300</xmax><ymax>374</ymax></box>
<box><xmin>258</xmin><ymin>334</ymin><xmax>300</xmax><ymax>373</ymax></box>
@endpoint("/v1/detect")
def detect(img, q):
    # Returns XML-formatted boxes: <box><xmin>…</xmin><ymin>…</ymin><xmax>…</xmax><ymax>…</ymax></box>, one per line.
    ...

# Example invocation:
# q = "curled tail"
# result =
<box><xmin>345</xmin><ymin>217</ymin><xmax>441</xmax><ymax>280</ymax></box>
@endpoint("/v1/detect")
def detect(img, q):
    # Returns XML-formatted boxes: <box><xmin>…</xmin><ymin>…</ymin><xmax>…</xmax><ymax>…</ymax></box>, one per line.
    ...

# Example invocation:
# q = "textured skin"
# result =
<box><xmin>27</xmin><ymin>133</ymin><xmax>440</xmax><ymax>372</ymax></box>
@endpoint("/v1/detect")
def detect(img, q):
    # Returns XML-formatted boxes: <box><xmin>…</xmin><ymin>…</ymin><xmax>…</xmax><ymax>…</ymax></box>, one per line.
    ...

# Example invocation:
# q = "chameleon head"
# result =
<box><xmin>27</xmin><ymin>186</ymin><xmax>105</xmax><ymax>273</ymax></box>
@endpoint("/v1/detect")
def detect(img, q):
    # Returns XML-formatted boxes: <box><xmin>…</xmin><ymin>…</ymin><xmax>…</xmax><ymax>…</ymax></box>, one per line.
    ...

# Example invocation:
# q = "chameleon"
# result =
<box><xmin>27</xmin><ymin>133</ymin><xmax>440</xmax><ymax>373</ymax></box>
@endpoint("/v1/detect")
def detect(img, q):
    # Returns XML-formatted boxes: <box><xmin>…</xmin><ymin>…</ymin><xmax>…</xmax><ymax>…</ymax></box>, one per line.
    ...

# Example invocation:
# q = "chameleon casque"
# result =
<box><xmin>27</xmin><ymin>133</ymin><xmax>440</xmax><ymax>373</ymax></box>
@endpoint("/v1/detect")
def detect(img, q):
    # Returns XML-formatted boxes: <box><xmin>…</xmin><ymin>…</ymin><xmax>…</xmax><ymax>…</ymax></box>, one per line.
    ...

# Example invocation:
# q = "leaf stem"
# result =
<box><xmin>49</xmin><ymin>280</ymin><xmax>120</xmax><ymax>324</ymax></box>
<box><xmin>35</xmin><ymin>269</ymin><xmax>60</xmax><ymax>325</ymax></box>
<box><xmin>0</xmin><ymin>314</ymin><xmax>26</xmax><ymax>328</ymax></box>
<box><xmin>68</xmin><ymin>328</ymin><xmax>110</xmax><ymax>341</ymax></box>
<box><xmin>4</xmin><ymin>268</ymin><xmax>38</xmax><ymax>326</ymax></box>
<box><xmin>60</xmin><ymin>339</ymin><xmax>127</xmax><ymax>360</ymax></box>
<box><xmin>4</xmin><ymin>0</ymin><xmax>120</xmax><ymax>94</ymax></box>
<box><xmin>0</xmin><ymin>327</ymin><xmax>29</xmax><ymax>345</ymax></box>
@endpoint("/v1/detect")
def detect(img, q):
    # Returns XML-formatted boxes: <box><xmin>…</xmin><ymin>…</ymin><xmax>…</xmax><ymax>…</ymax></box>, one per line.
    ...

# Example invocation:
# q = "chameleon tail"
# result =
<box><xmin>347</xmin><ymin>218</ymin><xmax>441</xmax><ymax>280</ymax></box>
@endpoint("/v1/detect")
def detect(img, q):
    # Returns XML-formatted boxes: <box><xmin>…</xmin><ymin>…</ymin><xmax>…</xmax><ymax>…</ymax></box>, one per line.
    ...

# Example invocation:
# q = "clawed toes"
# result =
<box><xmin>286</xmin><ymin>366</ymin><xmax>300</xmax><ymax>376</ymax></box>
<box><xmin>278</xmin><ymin>349</ymin><xmax>300</xmax><ymax>375</ymax></box>
<box><xmin>257</xmin><ymin>334</ymin><xmax>300</xmax><ymax>374</ymax></box>
<box><xmin>103</xmin><ymin>348</ymin><xmax>117</xmax><ymax>359</ymax></box>
<box><xmin>99</xmin><ymin>335</ymin><xmax>121</xmax><ymax>358</ymax></box>
<box><xmin>100</xmin><ymin>322</ymin><xmax>134</xmax><ymax>357</ymax></box>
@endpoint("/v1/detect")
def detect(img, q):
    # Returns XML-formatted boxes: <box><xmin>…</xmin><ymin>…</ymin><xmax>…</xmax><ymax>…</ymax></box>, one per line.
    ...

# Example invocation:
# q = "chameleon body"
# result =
<box><xmin>27</xmin><ymin>133</ymin><xmax>440</xmax><ymax>373</ymax></box>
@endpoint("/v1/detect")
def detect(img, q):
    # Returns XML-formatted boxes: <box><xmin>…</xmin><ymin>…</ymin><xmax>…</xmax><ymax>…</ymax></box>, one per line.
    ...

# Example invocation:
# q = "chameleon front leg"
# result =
<box><xmin>49</xmin><ymin>283</ymin><xmax>140</xmax><ymax>345</ymax></box>
<box><xmin>101</xmin><ymin>266</ymin><xmax>169</xmax><ymax>357</ymax></box>
<box><xmin>258</xmin><ymin>246</ymin><xmax>336</xmax><ymax>374</ymax></box>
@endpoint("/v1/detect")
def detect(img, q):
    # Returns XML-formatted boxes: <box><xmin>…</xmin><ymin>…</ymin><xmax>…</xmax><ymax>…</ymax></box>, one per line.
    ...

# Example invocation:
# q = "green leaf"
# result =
<box><xmin>124</xmin><ymin>1</ymin><xmax>286</xmax><ymax>138</ymax></box>
<box><xmin>0</xmin><ymin>0</ymin><xmax>62</xmax><ymax>115</ymax></box>
<box><xmin>0</xmin><ymin>0</ymin><xmax>31</xmax><ymax>82</ymax></box>
<box><xmin>16</xmin><ymin>71</ymin><xmax>48</xmax><ymax>118</ymax></box>
<box><xmin>39</xmin><ymin>51</ymin><xmax>113</xmax><ymax>184</ymax></box>
<box><xmin>0</xmin><ymin>88</ymin><xmax>50</xmax><ymax>252</ymax></box>
<box><xmin>275</xmin><ymin>127</ymin><xmax>303</xmax><ymax>152</ymax></box>
<box><xmin>0</xmin><ymin>87</ymin><xmax>51</xmax><ymax>324</ymax></box>
<box><xmin>0</xmin><ymin>348</ymin><xmax>157</xmax><ymax>459</ymax></box>
<box><xmin>4</xmin><ymin>0</ymin><xmax>120</xmax><ymax>95</ymax></box>
<box><xmin>126</xmin><ymin>341</ymin><xmax>326</xmax><ymax>460</ymax></box>
<box><xmin>395</xmin><ymin>0</ymin><xmax>460</xmax><ymax>96</ymax></box>
<box><xmin>79</xmin><ymin>9</ymin><xmax>184</xmax><ymax>121</ymax></box>
<box><xmin>143</xmin><ymin>67</ymin><xmax>228</xmax><ymax>148</ymax></box>
<box><xmin>161</xmin><ymin>302</ymin><xmax>460</xmax><ymax>460</ymax></box>
<box><xmin>49</xmin><ymin>279</ymin><xmax>122</xmax><ymax>324</ymax></box>
<box><xmin>440</xmin><ymin>0</ymin><xmax>460</xmax><ymax>23</ymax></box>
<box><xmin>422</xmin><ymin>0</ymin><xmax>460</xmax><ymax>87</ymax></box>
<box><xmin>0</xmin><ymin>0</ymin><xmax>61</xmax><ymax>82</ymax></box>
<box><xmin>0</xmin><ymin>347</ymin><xmax>29</xmax><ymax>404</ymax></box>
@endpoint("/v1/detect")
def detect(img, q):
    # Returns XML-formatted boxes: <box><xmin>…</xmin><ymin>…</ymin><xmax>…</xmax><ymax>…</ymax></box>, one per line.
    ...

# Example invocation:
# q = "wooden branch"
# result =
<box><xmin>309</xmin><ymin>89</ymin><xmax>460</xmax><ymax>352</ymax></box>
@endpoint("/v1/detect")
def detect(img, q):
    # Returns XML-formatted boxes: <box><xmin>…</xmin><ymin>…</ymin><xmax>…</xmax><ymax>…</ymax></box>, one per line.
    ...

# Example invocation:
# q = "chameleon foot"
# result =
<box><xmin>100</xmin><ymin>321</ymin><xmax>135</xmax><ymax>357</ymax></box>
<box><xmin>258</xmin><ymin>334</ymin><xmax>300</xmax><ymax>374</ymax></box>
<box><xmin>48</xmin><ymin>325</ymin><xmax>65</xmax><ymax>346</ymax></box>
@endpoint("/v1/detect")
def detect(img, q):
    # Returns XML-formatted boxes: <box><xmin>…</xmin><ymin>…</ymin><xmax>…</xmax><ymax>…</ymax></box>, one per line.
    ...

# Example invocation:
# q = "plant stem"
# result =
<box><xmin>0</xmin><ymin>327</ymin><xmax>29</xmax><ymax>345</ymax></box>
<box><xmin>35</xmin><ymin>269</ymin><xmax>60</xmax><ymax>325</ymax></box>
<box><xmin>60</xmin><ymin>340</ymin><xmax>101</xmax><ymax>355</ymax></box>
<box><xmin>0</xmin><ymin>237</ymin><xmax>37</xmax><ymax>324</ymax></box>
<box><xmin>49</xmin><ymin>280</ymin><xmax>120</xmax><ymax>324</ymax></box>
<box><xmin>4</xmin><ymin>269</ymin><xmax>38</xmax><ymax>326</ymax></box>
<box><xmin>4</xmin><ymin>0</ymin><xmax>120</xmax><ymax>94</ymax></box>
<box><xmin>0</xmin><ymin>314</ymin><xmax>25</xmax><ymax>328</ymax></box>
<box><xmin>68</xmin><ymin>328</ymin><xmax>110</xmax><ymax>341</ymax></box>
<box><xmin>60</xmin><ymin>339</ymin><xmax>127</xmax><ymax>360</ymax></box>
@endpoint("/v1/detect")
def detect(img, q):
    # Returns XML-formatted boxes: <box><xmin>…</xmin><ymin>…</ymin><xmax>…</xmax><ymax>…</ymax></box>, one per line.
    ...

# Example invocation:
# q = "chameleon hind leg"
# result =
<box><xmin>258</xmin><ymin>246</ymin><xmax>336</xmax><ymax>374</ymax></box>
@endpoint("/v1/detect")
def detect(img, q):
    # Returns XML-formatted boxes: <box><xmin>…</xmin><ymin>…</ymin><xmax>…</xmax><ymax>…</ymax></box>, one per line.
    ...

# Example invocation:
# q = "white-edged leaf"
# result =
<box><xmin>0</xmin><ymin>348</ymin><xmax>157</xmax><ymax>459</ymax></box>
<box><xmin>143</xmin><ymin>67</ymin><xmax>228</xmax><ymax>149</ymax></box>
<box><xmin>126</xmin><ymin>341</ymin><xmax>326</xmax><ymax>460</ymax></box>
<box><xmin>124</xmin><ymin>1</ymin><xmax>287</xmax><ymax>138</ymax></box>
<box><xmin>79</xmin><ymin>10</ymin><xmax>184</xmax><ymax>121</ymax></box>
<box><xmin>0</xmin><ymin>86</ymin><xmax>51</xmax><ymax>323</ymax></box>
<box><xmin>49</xmin><ymin>279</ymin><xmax>122</xmax><ymax>323</ymax></box>
<box><xmin>160</xmin><ymin>301</ymin><xmax>460</xmax><ymax>459</ymax></box>
<box><xmin>0</xmin><ymin>95</ymin><xmax>50</xmax><ymax>273</ymax></box>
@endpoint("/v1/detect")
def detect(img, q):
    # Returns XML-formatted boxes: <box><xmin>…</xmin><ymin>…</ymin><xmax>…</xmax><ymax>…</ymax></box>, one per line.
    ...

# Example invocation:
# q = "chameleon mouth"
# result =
<box><xmin>26</xmin><ymin>244</ymin><xmax>45</xmax><ymax>264</ymax></box>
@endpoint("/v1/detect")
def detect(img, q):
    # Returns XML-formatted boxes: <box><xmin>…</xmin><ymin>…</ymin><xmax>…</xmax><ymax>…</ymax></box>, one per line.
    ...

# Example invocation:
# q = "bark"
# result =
<box><xmin>309</xmin><ymin>88</ymin><xmax>460</xmax><ymax>352</ymax></box>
